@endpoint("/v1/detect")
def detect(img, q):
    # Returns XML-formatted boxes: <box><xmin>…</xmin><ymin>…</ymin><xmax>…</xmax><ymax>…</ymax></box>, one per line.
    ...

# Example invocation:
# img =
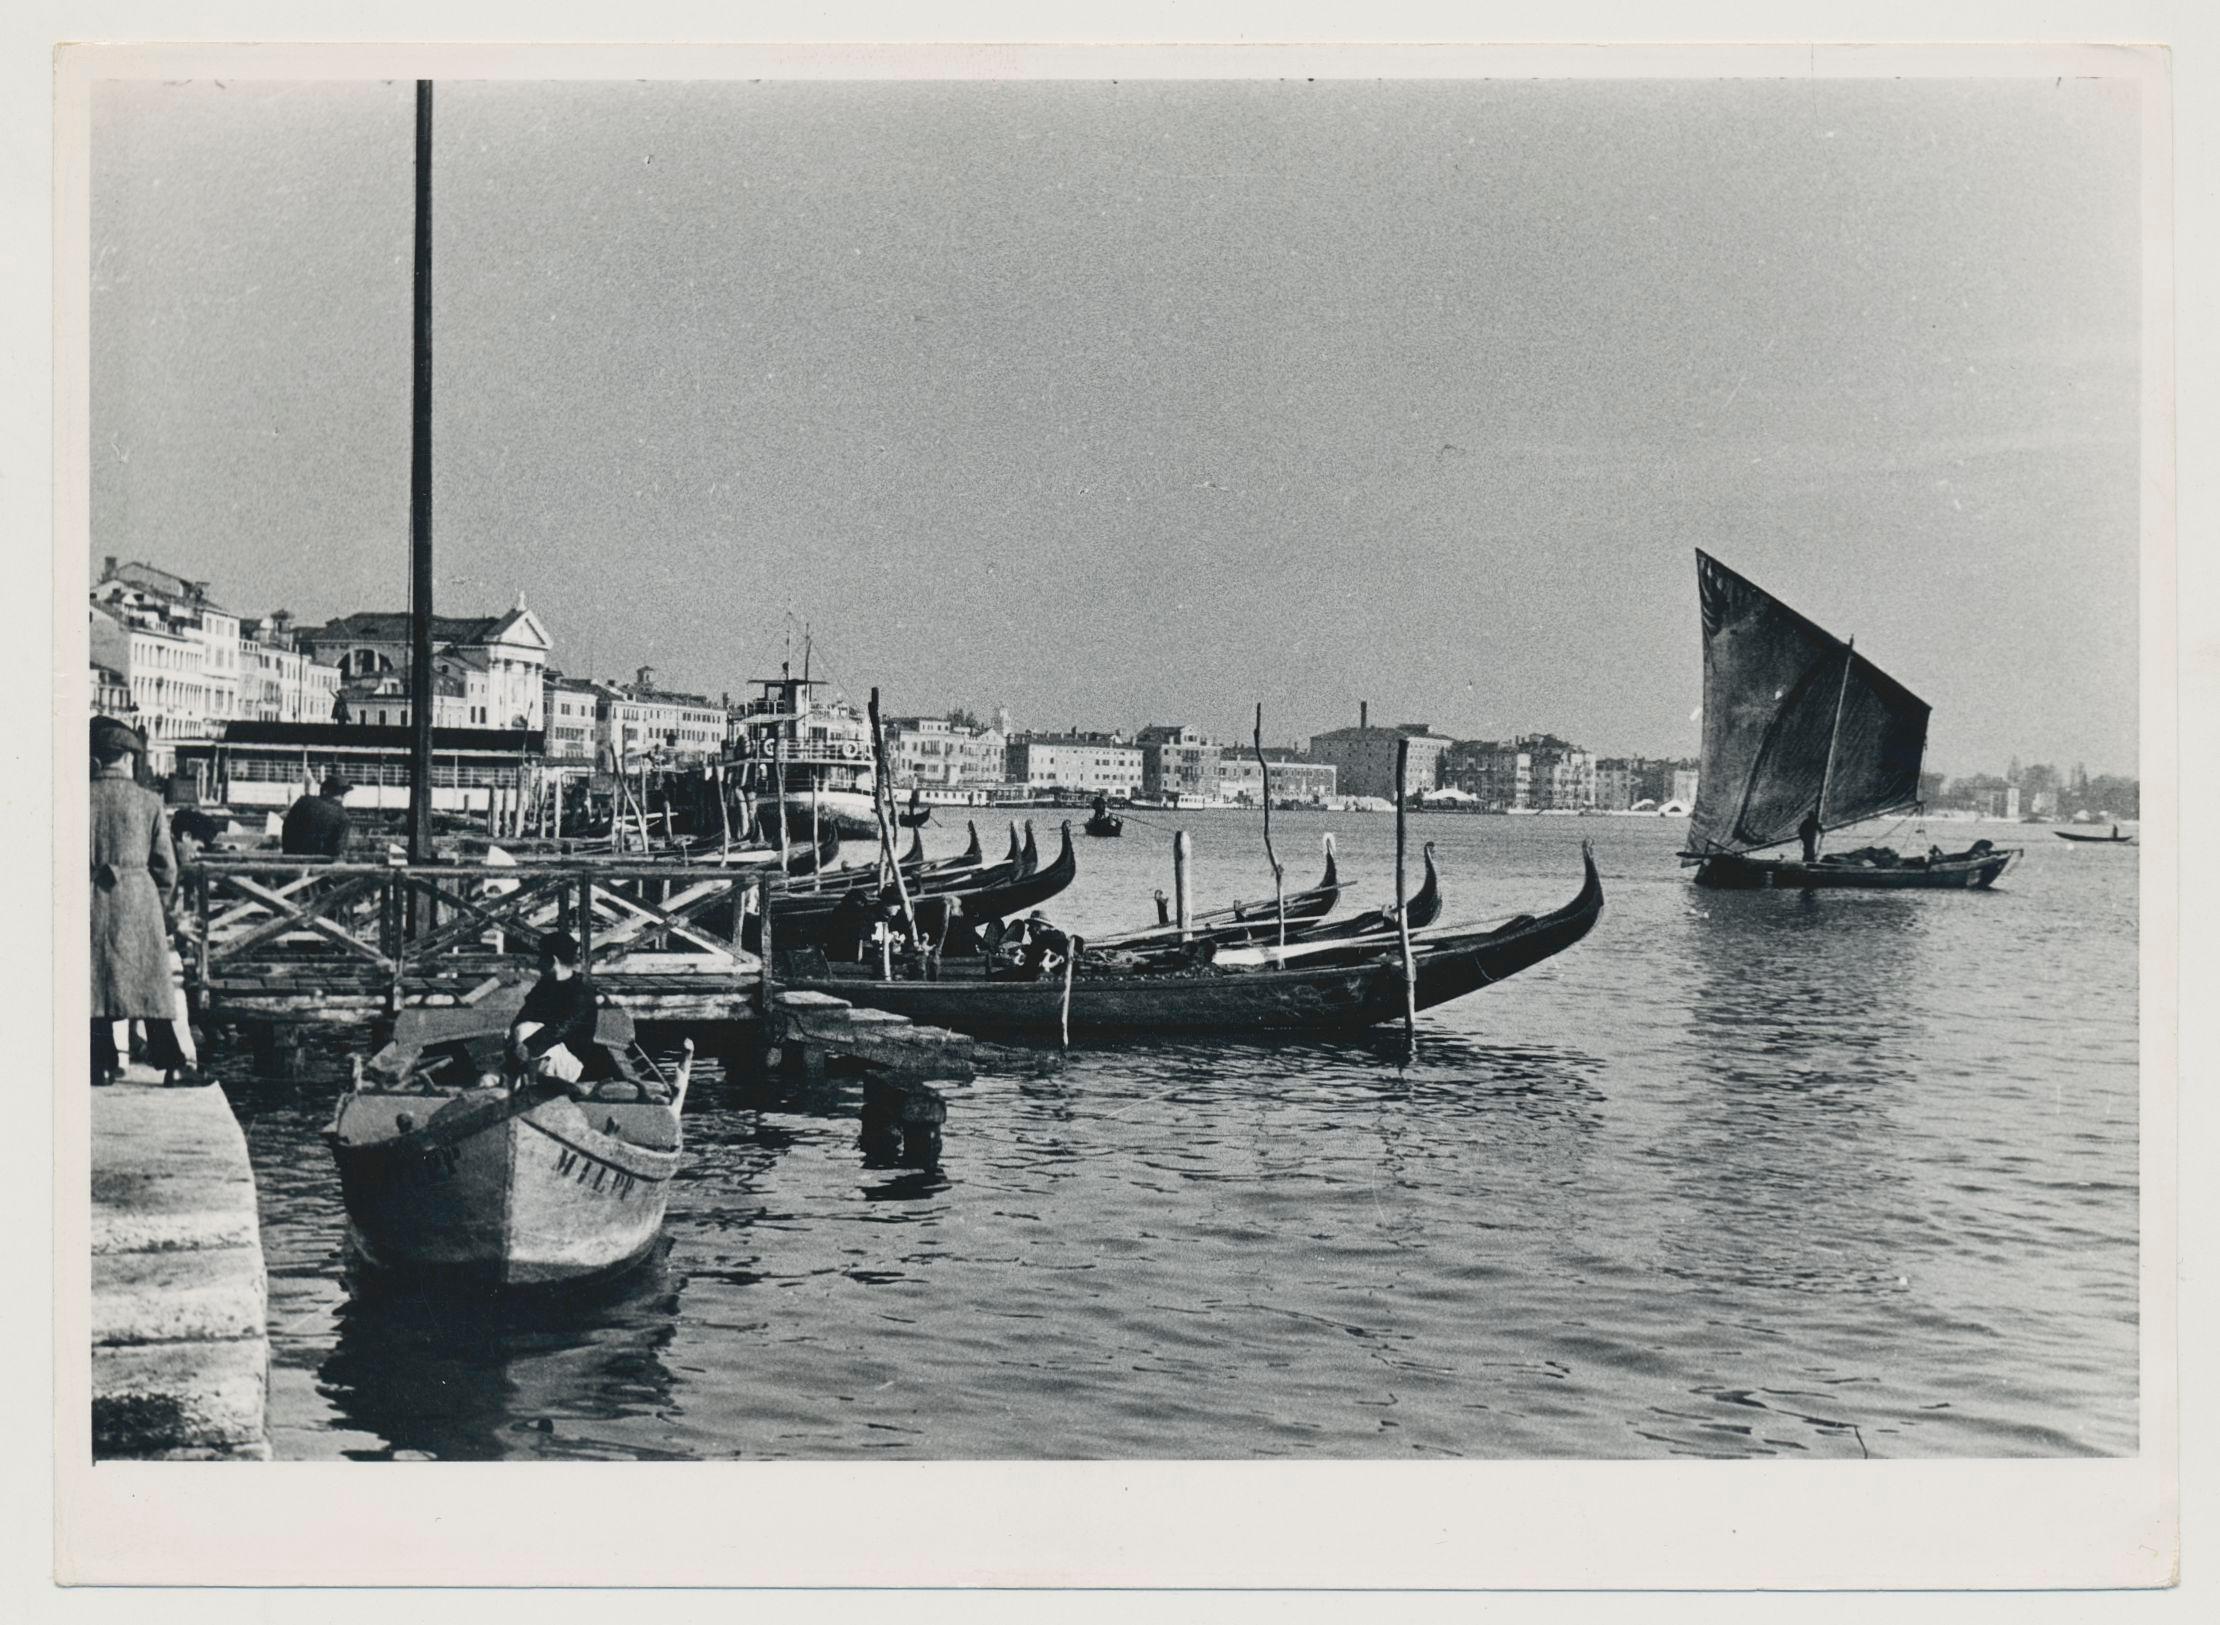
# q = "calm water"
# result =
<box><xmin>219</xmin><ymin>811</ymin><xmax>2139</xmax><ymax>1460</ymax></box>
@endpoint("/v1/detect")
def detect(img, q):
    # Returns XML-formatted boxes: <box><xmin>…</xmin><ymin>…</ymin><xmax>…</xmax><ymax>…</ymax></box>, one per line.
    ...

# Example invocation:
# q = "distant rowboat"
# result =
<box><xmin>2054</xmin><ymin>828</ymin><xmax>2134</xmax><ymax>844</ymax></box>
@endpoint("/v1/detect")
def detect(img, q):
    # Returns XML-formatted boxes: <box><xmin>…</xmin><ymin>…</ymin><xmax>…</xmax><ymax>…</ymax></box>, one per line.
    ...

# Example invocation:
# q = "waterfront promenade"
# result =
<box><xmin>91</xmin><ymin>1080</ymin><xmax>270</xmax><ymax>1460</ymax></box>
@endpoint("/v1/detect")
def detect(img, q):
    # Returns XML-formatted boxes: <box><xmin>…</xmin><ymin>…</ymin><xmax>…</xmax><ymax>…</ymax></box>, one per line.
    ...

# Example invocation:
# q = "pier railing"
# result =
<box><xmin>181</xmin><ymin>857</ymin><xmax>762</xmax><ymax>1023</ymax></box>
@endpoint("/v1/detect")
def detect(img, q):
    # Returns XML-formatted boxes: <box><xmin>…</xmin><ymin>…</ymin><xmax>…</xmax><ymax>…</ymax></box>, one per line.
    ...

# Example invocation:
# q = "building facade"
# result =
<box><xmin>593</xmin><ymin>669</ymin><xmax>727</xmax><ymax>766</ymax></box>
<box><xmin>1216</xmin><ymin>748</ymin><xmax>1338</xmax><ymax>805</ymax></box>
<box><xmin>1441</xmin><ymin>739</ymin><xmax>1527</xmax><ymax>810</ymax></box>
<box><xmin>1136</xmin><ymin>724</ymin><xmax>1223</xmax><ymax>802</ymax></box>
<box><xmin>1005</xmin><ymin>732</ymin><xmax>1144</xmax><ymax>796</ymax></box>
<box><xmin>1517</xmin><ymin>734</ymin><xmax>1596</xmax><ymax>811</ymax></box>
<box><xmin>542</xmin><ymin>675</ymin><xmax>600</xmax><ymax>763</ymax></box>
<box><xmin>238</xmin><ymin>612</ymin><xmax>343</xmax><ymax>724</ymax></box>
<box><xmin>92</xmin><ymin>561</ymin><xmax>247</xmax><ymax>762</ymax></box>
<box><xmin>1306</xmin><ymin>718</ymin><xmax>1454</xmax><ymax>800</ymax></box>
<box><xmin>885</xmin><ymin>716</ymin><xmax>1010</xmax><ymax>789</ymax></box>
<box><xmin>299</xmin><ymin>598</ymin><xmax>552</xmax><ymax>732</ymax></box>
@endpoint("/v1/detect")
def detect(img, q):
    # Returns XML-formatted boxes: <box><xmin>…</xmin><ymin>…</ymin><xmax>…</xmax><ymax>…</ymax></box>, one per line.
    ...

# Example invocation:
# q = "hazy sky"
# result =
<box><xmin>90</xmin><ymin>75</ymin><xmax>2143</xmax><ymax>773</ymax></box>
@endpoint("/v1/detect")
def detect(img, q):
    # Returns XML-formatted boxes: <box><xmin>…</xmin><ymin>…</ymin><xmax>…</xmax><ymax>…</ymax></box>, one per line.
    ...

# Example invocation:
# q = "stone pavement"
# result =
<box><xmin>90</xmin><ymin>1081</ymin><xmax>270</xmax><ymax>1460</ymax></box>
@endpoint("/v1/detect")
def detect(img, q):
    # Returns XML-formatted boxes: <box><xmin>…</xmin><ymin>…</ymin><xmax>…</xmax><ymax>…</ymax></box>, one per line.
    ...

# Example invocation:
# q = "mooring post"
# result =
<box><xmin>1255</xmin><ymin>702</ymin><xmax>1285</xmax><ymax>946</ymax></box>
<box><xmin>1395</xmin><ymin>736</ymin><xmax>1417</xmax><ymax>1051</ymax></box>
<box><xmin>1173</xmin><ymin>828</ymin><xmax>1193</xmax><ymax>941</ymax></box>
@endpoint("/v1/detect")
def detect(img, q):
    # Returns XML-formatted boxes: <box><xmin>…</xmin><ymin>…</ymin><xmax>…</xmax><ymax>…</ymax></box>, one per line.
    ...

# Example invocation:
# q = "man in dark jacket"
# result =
<box><xmin>508</xmin><ymin>930</ymin><xmax>599</xmax><ymax>1087</ymax></box>
<box><xmin>282</xmin><ymin>775</ymin><xmax>353</xmax><ymax>857</ymax></box>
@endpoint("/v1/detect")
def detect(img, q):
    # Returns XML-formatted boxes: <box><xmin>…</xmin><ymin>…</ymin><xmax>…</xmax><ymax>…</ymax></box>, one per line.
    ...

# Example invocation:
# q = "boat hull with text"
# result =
<box><xmin>323</xmin><ymin>1007</ymin><xmax>691</xmax><ymax>1292</ymax></box>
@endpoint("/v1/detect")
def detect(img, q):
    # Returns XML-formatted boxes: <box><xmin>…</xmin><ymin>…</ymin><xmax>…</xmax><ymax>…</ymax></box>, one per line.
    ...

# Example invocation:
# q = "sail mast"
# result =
<box><xmin>405</xmin><ymin>79</ymin><xmax>436</xmax><ymax>864</ymax></box>
<box><xmin>1811</xmin><ymin>635</ymin><xmax>1857</xmax><ymax>846</ymax></box>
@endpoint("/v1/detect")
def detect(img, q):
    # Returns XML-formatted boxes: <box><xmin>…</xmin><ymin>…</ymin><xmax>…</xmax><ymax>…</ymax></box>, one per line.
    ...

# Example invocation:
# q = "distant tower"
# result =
<box><xmin>994</xmin><ymin>705</ymin><xmax>1011</xmax><ymax>735</ymax></box>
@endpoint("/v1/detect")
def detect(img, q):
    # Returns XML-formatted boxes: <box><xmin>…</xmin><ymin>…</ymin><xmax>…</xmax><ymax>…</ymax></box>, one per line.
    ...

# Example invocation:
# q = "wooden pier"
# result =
<box><xmin>183</xmin><ymin>856</ymin><xmax>763</xmax><ymax>1029</ymax></box>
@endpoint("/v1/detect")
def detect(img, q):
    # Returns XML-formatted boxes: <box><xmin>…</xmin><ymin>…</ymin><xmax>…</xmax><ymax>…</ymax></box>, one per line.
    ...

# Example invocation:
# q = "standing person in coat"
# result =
<box><xmin>90</xmin><ymin>718</ymin><xmax>186</xmax><ymax>1083</ymax></box>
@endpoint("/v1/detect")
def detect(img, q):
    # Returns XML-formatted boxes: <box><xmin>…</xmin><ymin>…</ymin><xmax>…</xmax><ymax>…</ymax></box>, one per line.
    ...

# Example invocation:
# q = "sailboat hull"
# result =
<box><xmin>1693</xmin><ymin>850</ymin><xmax>2017</xmax><ymax>891</ymax></box>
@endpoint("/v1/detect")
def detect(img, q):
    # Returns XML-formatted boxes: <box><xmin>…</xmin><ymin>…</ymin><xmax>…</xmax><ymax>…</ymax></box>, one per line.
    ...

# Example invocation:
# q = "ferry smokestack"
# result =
<box><xmin>1361</xmin><ymin>700</ymin><xmax>1369</xmax><ymax>731</ymax></box>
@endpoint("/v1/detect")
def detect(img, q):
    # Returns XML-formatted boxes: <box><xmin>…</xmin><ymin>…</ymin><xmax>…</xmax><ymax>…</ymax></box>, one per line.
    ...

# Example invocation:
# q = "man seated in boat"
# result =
<box><xmin>507</xmin><ymin>930</ymin><xmax>599</xmax><ymax>1088</ymax></box>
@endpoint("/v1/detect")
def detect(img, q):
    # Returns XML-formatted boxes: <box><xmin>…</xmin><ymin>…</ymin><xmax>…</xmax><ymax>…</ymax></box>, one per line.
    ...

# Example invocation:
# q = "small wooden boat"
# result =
<box><xmin>898</xmin><ymin>788</ymin><xmax>933</xmax><ymax>829</ymax></box>
<box><xmin>323</xmin><ymin>1003</ymin><xmax>692</xmax><ymax>1292</ymax></box>
<box><xmin>782</xmin><ymin>845</ymin><xmax>1600</xmax><ymax>1038</ymax></box>
<box><xmin>2055</xmin><ymin>827</ymin><xmax>2134</xmax><ymax>844</ymax></box>
<box><xmin>1683</xmin><ymin>551</ymin><xmax>2021</xmax><ymax>891</ymax></box>
<box><xmin>1084</xmin><ymin>798</ymin><xmax>1124</xmax><ymax>838</ymax></box>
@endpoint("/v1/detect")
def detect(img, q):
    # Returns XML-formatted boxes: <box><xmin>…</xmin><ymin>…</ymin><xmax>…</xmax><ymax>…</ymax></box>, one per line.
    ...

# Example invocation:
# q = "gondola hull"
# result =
<box><xmin>1692</xmin><ymin>849</ymin><xmax>2016</xmax><ymax>890</ymax></box>
<box><xmin>2054</xmin><ymin>830</ymin><xmax>2133</xmax><ymax>844</ymax></box>
<box><xmin>784</xmin><ymin>848</ymin><xmax>1601</xmax><ymax>1037</ymax></box>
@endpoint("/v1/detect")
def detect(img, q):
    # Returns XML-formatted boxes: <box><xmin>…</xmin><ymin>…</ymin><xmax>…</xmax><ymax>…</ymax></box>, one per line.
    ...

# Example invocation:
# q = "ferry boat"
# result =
<box><xmin>728</xmin><ymin>671</ymin><xmax>883</xmax><ymax>840</ymax></box>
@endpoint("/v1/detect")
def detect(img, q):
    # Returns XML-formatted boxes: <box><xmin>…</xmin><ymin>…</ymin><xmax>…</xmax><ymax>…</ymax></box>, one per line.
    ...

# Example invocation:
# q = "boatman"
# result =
<box><xmin>508</xmin><ymin>930</ymin><xmax>599</xmax><ymax>1087</ymax></box>
<box><xmin>1798</xmin><ymin>807</ymin><xmax>1823</xmax><ymax>865</ymax></box>
<box><xmin>90</xmin><ymin>717</ymin><xmax>188</xmax><ymax>1084</ymax></box>
<box><xmin>282</xmin><ymin>774</ymin><xmax>353</xmax><ymax>857</ymax></box>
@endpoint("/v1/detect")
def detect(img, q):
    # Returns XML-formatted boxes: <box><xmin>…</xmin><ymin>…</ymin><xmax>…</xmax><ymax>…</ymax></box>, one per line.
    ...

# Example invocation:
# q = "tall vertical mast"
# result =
<box><xmin>1812</xmin><ymin>635</ymin><xmax>1857</xmax><ymax>844</ymax></box>
<box><xmin>405</xmin><ymin>80</ymin><xmax>437</xmax><ymax>862</ymax></box>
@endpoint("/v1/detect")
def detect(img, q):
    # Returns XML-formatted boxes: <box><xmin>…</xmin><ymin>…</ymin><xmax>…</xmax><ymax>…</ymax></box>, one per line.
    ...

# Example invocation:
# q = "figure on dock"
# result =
<box><xmin>507</xmin><ymin>930</ymin><xmax>599</xmax><ymax>1087</ymax></box>
<box><xmin>90</xmin><ymin>718</ymin><xmax>188</xmax><ymax>1085</ymax></box>
<box><xmin>282</xmin><ymin>774</ymin><xmax>353</xmax><ymax>858</ymax></box>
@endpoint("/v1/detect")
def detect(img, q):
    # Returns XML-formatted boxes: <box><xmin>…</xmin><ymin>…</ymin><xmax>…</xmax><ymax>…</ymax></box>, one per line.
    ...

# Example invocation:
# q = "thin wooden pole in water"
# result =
<box><xmin>868</xmin><ymin>688</ymin><xmax>918</xmax><ymax>942</ymax></box>
<box><xmin>771</xmin><ymin>737</ymin><xmax>790</xmax><ymax>874</ymax></box>
<box><xmin>1395</xmin><ymin>735</ymin><xmax>1417</xmax><ymax>1049</ymax></box>
<box><xmin>1255</xmin><ymin>703</ymin><xmax>1285</xmax><ymax>946</ymax></box>
<box><xmin>1173</xmin><ymin>828</ymin><xmax>1193</xmax><ymax>941</ymax></box>
<box><xmin>809</xmin><ymin>765</ymin><xmax>822</xmax><ymax>893</ymax></box>
<box><xmin>1060</xmin><ymin>940</ymin><xmax>1076</xmax><ymax>1049</ymax></box>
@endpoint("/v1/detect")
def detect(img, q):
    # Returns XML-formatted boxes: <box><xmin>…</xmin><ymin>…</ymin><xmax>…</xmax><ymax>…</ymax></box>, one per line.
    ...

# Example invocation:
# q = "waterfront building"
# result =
<box><xmin>1137</xmin><ymin>724</ymin><xmax>1223</xmax><ymax>803</ymax></box>
<box><xmin>297</xmin><ymin>596</ymin><xmax>551</xmax><ymax>732</ymax></box>
<box><xmin>1005</xmin><ymin>731</ymin><xmax>1144</xmax><ymax>797</ymax></box>
<box><xmin>592</xmin><ymin>667</ymin><xmax>726</xmax><ymax>767</ymax></box>
<box><xmin>1307</xmin><ymin>706</ymin><xmax>1453</xmax><ymax>799</ymax></box>
<box><xmin>1216</xmin><ymin>747</ymin><xmax>1338</xmax><ymax>805</ymax></box>
<box><xmin>238</xmin><ymin>612</ymin><xmax>343</xmax><ymax>725</ymax></box>
<box><xmin>1519</xmin><ymin>733</ymin><xmax>1596</xmax><ymax>811</ymax></box>
<box><xmin>886</xmin><ymin>715</ymin><xmax>1010</xmax><ymax>790</ymax></box>
<box><xmin>1442</xmin><ymin>739</ymin><xmax>1528</xmax><ymax>810</ymax></box>
<box><xmin>92</xmin><ymin>560</ymin><xmax>247</xmax><ymax>764</ymax></box>
<box><xmin>541</xmin><ymin>674</ymin><xmax>600</xmax><ymax>763</ymax></box>
<box><xmin>1671</xmin><ymin>767</ymin><xmax>1700</xmax><ymax>807</ymax></box>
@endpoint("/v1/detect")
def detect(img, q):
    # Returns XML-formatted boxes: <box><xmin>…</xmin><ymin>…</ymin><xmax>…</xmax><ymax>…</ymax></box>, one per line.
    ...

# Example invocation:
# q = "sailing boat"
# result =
<box><xmin>1683</xmin><ymin>551</ymin><xmax>2018</xmax><ymax>891</ymax></box>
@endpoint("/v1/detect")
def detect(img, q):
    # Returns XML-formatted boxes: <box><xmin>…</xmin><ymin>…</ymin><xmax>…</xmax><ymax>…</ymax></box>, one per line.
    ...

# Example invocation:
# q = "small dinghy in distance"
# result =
<box><xmin>2055</xmin><ymin>827</ymin><xmax>2134</xmax><ymax>844</ymax></box>
<box><xmin>323</xmin><ymin>1001</ymin><xmax>693</xmax><ymax>1292</ymax></box>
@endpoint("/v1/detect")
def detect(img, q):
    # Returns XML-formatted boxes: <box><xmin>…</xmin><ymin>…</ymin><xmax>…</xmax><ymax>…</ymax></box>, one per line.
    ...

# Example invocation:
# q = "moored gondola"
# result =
<box><xmin>781</xmin><ymin>844</ymin><xmax>1600</xmax><ymax>1038</ymax></box>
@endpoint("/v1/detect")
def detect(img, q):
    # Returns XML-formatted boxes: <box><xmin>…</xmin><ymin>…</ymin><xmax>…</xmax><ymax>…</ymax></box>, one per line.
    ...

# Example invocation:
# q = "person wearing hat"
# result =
<box><xmin>507</xmin><ymin>929</ymin><xmax>599</xmax><ymax>1088</ymax></box>
<box><xmin>282</xmin><ymin>773</ymin><xmax>353</xmax><ymax>857</ymax></box>
<box><xmin>90</xmin><ymin>717</ymin><xmax>186</xmax><ymax>1083</ymax></box>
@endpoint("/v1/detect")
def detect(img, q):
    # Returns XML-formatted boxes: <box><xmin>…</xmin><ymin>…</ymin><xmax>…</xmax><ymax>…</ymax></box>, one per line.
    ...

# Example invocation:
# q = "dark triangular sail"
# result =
<box><xmin>1689</xmin><ymin>552</ymin><xmax>1930</xmax><ymax>857</ymax></box>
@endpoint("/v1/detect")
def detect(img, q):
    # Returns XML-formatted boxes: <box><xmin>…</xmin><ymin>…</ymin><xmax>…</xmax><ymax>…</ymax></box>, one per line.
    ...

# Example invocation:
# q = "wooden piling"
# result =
<box><xmin>866</xmin><ymin>689</ymin><xmax>918</xmax><ymax>942</ymax></box>
<box><xmin>1395</xmin><ymin>736</ymin><xmax>1417</xmax><ymax>1049</ymax></box>
<box><xmin>1173</xmin><ymin>829</ymin><xmax>1193</xmax><ymax>940</ymax></box>
<box><xmin>1255</xmin><ymin>703</ymin><xmax>1285</xmax><ymax>945</ymax></box>
<box><xmin>755</xmin><ymin>877</ymin><xmax>774</xmax><ymax>1017</ymax></box>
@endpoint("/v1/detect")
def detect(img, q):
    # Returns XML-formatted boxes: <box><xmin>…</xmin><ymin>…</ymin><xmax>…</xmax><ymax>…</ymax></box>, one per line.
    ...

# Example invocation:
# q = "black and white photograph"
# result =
<box><xmin>42</xmin><ymin>24</ymin><xmax>2184</xmax><ymax>1595</ymax></box>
